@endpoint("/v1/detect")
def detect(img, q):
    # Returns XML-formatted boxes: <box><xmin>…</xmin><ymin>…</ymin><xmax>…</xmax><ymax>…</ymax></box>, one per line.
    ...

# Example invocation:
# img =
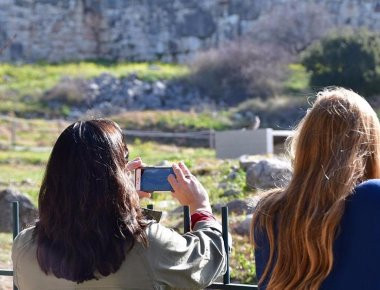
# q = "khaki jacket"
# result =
<box><xmin>12</xmin><ymin>220</ymin><xmax>227</xmax><ymax>289</ymax></box>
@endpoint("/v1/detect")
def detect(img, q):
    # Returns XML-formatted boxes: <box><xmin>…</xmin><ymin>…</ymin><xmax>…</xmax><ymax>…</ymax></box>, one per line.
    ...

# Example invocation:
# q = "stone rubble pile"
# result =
<box><xmin>45</xmin><ymin>73</ymin><xmax>216</xmax><ymax>118</ymax></box>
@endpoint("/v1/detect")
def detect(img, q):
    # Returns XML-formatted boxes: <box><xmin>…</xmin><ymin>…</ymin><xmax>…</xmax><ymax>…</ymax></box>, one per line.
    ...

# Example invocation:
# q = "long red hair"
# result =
<box><xmin>252</xmin><ymin>88</ymin><xmax>380</xmax><ymax>289</ymax></box>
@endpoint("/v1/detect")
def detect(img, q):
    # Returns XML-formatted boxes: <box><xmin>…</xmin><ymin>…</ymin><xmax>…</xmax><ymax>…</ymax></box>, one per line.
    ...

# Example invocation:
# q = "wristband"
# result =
<box><xmin>191</xmin><ymin>210</ymin><xmax>216</xmax><ymax>230</ymax></box>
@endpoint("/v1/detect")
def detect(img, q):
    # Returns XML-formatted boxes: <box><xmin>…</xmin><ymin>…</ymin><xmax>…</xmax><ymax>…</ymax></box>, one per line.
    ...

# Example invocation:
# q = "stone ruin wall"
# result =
<box><xmin>1</xmin><ymin>0</ymin><xmax>380</xmax><ymax>63</ymax></box>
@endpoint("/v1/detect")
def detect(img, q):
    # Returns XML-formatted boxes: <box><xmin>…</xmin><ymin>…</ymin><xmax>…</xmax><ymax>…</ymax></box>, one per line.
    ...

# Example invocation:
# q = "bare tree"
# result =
<box><xmin>249</xmin><ymin>2</ymin><xmax>334</xmax><ymax>57</ymax></box>
<box><xmin>190</xmin><ymin>40</ymin><xmax>290</xmax><ymax>104</ymax></box>
<box><xmin>0</xmin><ymin>34</ymin><xmax>16</xmax><ymax>56</ymax></box>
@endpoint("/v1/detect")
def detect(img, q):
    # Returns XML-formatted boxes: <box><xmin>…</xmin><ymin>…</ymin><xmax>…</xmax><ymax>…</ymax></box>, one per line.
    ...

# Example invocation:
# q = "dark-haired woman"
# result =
<box><xmin>12</xmin><ymin>119</ymin><xmax>226</xmax><ymax>289</ymax></box>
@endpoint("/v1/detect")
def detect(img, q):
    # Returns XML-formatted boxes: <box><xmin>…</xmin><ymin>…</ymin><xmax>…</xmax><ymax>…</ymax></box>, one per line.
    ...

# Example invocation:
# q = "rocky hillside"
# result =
<box><xmin>44</xmin><ymin>73</ymin><xmax>215</xmax><ymax>119</ymax></box>
<box><xmin>41</xmin><ymin>73</ymin><xmax>308</xmax><ymax>131</ymax></box>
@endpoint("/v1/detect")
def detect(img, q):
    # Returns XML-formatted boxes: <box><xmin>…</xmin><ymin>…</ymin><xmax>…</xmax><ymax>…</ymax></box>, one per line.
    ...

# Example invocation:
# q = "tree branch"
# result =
<box><xmin>0</xmin><ymin>34</ymin><xmax>16</xmax><ymax>56</ymax></box>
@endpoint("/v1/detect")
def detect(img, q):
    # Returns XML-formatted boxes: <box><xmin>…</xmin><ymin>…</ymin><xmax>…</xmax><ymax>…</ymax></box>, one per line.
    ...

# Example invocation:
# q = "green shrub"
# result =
<box><xmin>302</xmin><ymin>28</ymin><xmax>380</xmax><ymax>97</ymax></box>
<box><xmin>283</xmin><ymin>64</ymin><xmax>310</xmax><ymax>94</ymax></box>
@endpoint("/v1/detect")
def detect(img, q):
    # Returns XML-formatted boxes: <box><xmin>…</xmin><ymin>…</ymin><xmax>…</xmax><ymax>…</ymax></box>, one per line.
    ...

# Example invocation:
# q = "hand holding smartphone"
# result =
<box><xmin>167</xmin><ymin>162</ymin><xmax>212</xmax><ymax>214</ymax></box>
<box><xmin>126</xmin><ymin>157</ymin><xmax>152</xmax><ymax>199</ymax></box>
<box><xmin>134</xmin><ymin>161</ymin><xmax>212</xmax><ymax>214</ymax></box>
<box><xmin>135</xmin><ymin>167</ymin><xmax>174</xmax><ymax>192</ymax></box>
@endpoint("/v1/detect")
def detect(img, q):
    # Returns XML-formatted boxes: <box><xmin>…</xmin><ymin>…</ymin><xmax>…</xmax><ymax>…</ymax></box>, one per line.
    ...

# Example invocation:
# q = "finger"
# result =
<box><xmin>179</xmin><ymin>161</ymin><xmax>191</xmax><ymax>176</ymax></box>
<box><xmin>127</xmin><ymin>160</ymin><xmax>142</xmax><ymax>170</ymax></box>
<box><xmin>138</xmin><ymin>191</ymin><xmax>151</xmax><ymax>199</ymax></box>
<box><xmin>126</xmin><ymin>159</ymin><xmax>143</xmax><ymax>171</ymax></box>
<box><xmin>168</xmin><ymin>174</ymin><xmax>180</xmax><ymax>192</ymax></box>
<box><xmin>172</xmin><ymin>163</ymin><xmax>186</xmax><ymax>183</ymax></box>
<box><xmin>171</xmin><ymin>192</ymin><xmax>177</xmax><ymax>200</ymax></box>
<box><xmin>130</xmin><ymin>157</ymin><xmax>142</xmax><ymax>163</ymax></box>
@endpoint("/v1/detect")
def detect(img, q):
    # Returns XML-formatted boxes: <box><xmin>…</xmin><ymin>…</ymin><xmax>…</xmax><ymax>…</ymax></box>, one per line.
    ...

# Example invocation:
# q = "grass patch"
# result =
<box><xmin>0</xmin><ymin>163</ymin><xmax>45</xmax><ymax>204</ymax></box>
<box><xmin>0</xmin><ymin>100</ymin><xmax>47</xmax><ymax>116</ymax></box>
<box><xmin>113</xmin><ymin>110</ymin><xmax>233</xmax><ymax>131</ymax></box>
<box><xmin>0</xmin><ymin>117</ymin><xmax>68</xmax><ymax>147</ymax></box>
<box><xmin>0</xmin><ymin>150</ymin><xmax>50</xmax><ymax>165</ymax></box>
<box><xmin>0</xmin><ymin>233</ymin><xmax>15</xmax><ymax>289</ymax></box>
<box><xmin>0</xmin><ymin>62</ymin><xmax>189</xmax><ymax>97</ymax></box>
<box><xmin>129</xmin><ymin>140</ymin><xmax>215</xmax><ymax>163</ymax></box>
<box><xmin>0</xmin><ymin>233</ymin><xmax>12</xmax><ymax>266</ymax></box>
<box><xmin>230</xmin><ymin>235</ymin><xmax>257</xmax><ymax>284</ymax></box>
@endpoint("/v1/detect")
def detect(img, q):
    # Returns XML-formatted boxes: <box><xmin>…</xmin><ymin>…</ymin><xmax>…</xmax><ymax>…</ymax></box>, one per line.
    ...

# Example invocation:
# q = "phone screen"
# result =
<box><xmin>140</xmin><ymin>167</ymin><xmax>174</xmax><ymax>192</ymax></box>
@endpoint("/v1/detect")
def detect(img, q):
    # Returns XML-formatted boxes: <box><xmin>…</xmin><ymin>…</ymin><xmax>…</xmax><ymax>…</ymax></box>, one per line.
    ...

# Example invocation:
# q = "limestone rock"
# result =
<box><xmin>232</xmin><ymin>214</ymin><xmax>253</xmax><ymax>236</ymax></box>
<box><xmin>239</xmin><ymin>155</ymin><xmax>259</xmax><ymax>171</ymax></box>
<box><xmin>222</xmin><ymin>188</ymin><xmax>241</xmax><ymax>197</ymax></box>
<box><xmin>212</xmin><ymin>197</ymin><xmax>259</xmax><ymax>215</ymax></box>
<box><xmin>0</xmin><ymin>0</ymin><xmax>379</xmax><ymax>63</ymax></box>
<box><xmin>176</xmin><ymin>9</ymin><xmax>216</xmax><ymax>38</ymax></box>
<box><xmin>0</xmin><ymin>188</ymin><xmax>38</xmax><ymax>233</ymax></box>
<box><xmin>226</xmin><ymin>198</ymin><xmax>259</xmax><ymax>215</ymax></box>
<box><xmin>246</xmin><ymin>158</ymin><xmax>292</xmax><ymax>190</ymax></box>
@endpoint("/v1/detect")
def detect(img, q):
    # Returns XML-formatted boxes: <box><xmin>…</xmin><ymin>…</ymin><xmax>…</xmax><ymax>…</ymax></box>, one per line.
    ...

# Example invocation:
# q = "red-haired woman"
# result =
<box><xmin>252</xmin><ymin>88</ymin><xmax>380</xmax><ymax>289</ymax></box>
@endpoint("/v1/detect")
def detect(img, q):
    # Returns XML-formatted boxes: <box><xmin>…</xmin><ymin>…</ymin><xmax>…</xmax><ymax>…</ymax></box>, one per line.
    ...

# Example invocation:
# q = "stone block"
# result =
<box><xmin>10</xmin><ymin>42</ymin><xmax>24</xmax><ymax>61</ymax></box>
<box><xmin>176</xmin><ymin>9</ymin><xmax>216</xmax><ymax>39</ymax></box>
<box><xmin>246</xmin><ymin>158</ymin><xmax>292</xmax><ymax>190</ymax></box>
<box><xmin>215</xmin><ymin>129</ymin><xmax>273</xmax><ymax>159</ymax></box>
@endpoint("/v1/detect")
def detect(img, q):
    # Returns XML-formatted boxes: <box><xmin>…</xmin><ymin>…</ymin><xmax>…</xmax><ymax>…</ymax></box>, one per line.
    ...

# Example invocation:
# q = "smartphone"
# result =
<box><xmin>135</xmin><ymin>167</ymin><xmax>174</xmax><ymax>192</ymax></box>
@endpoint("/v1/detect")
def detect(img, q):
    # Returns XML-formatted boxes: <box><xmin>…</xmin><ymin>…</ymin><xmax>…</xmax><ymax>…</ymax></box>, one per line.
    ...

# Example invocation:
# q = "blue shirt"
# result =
<box><xmin>254</xmin><ymin>179</ymin><xmax>380</xmax><ymax>290</ymax></box>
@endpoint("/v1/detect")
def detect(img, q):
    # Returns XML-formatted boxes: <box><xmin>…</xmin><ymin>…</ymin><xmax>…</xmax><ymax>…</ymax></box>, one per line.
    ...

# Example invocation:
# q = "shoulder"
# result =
<box><xmin>343</xmin><ymin>179</ymin><xmax>380</xmax><ymax>215</ymax></box>
<box><xmin>145</xmin><ymin>221</ymin><xmax>175</xmax><ymax>239</ymax></box>
<box><xmin>351</xmin><ymin>179</ymin><xmax>380</xmax><ymax>202</ymax></box>
<box><xmin>146</xmin><ymin>220</ymin><xmax>222</xmax><ymax>245</ymax></box>
<box><xmin>145</xmin><ymin>222</ymin><xmax>172</xmax><ymax>243</ymax></box>
<box><xmin>12</xmin><ymin>226</ymin><xmax>35</xmax><ymax>253</ymax></box>
<box><xmin>145</xmin><ymin>220</ymin><xmax>225</xmax><ymax>258</ymax></box>
<box><xmin>355</xmin><ymin>179</ymin><xmax>380</xmax><ymax>192</ymax></box>
<box><xmin>12</xmin><ymin>226</ymin><xmax>36</xmax><ymax>274</ymax></box>
<box><xmin>145</xmin><ymin>222</ymin><xmax>185</xmax><ymax>251</ymax></box>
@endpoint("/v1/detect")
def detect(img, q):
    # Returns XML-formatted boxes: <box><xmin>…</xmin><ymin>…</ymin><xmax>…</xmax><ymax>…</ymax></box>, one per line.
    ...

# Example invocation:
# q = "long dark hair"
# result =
<box><xmin>34</xmin><ymin>119</ymin><xmax>148</xmax><ymax>283</ymax></box>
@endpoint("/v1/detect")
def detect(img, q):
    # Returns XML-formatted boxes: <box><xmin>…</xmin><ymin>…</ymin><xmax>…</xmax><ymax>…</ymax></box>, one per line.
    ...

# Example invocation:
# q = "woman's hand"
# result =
<box><xmin>126</xmin><ymin>157</ymin><xmax>152</xmax><ymax>199</ymax></box>
<box><xmin>168</xmin><ymin>162</ymin><xmax>212</xmax><ymax>215</ymax></box>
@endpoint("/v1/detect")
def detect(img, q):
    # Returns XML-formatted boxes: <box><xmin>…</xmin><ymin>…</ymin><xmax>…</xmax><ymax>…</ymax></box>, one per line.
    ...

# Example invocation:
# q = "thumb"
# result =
<box><xmin>137</xmin><ymin>191</ymin><xmax>152</xmax><ymax>199</ymax></box>
<box><xmin>126</xmin><ymin>158</ymin><xmax>142</xmax><ymax>171</ymax></box>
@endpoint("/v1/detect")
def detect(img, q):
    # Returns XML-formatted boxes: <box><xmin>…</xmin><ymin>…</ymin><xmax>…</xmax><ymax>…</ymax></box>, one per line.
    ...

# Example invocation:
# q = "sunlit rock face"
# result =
<box><xmin>0</xmin><ymin>0</ymin><xmax>379</xmax><ymax>63</ymax></box>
